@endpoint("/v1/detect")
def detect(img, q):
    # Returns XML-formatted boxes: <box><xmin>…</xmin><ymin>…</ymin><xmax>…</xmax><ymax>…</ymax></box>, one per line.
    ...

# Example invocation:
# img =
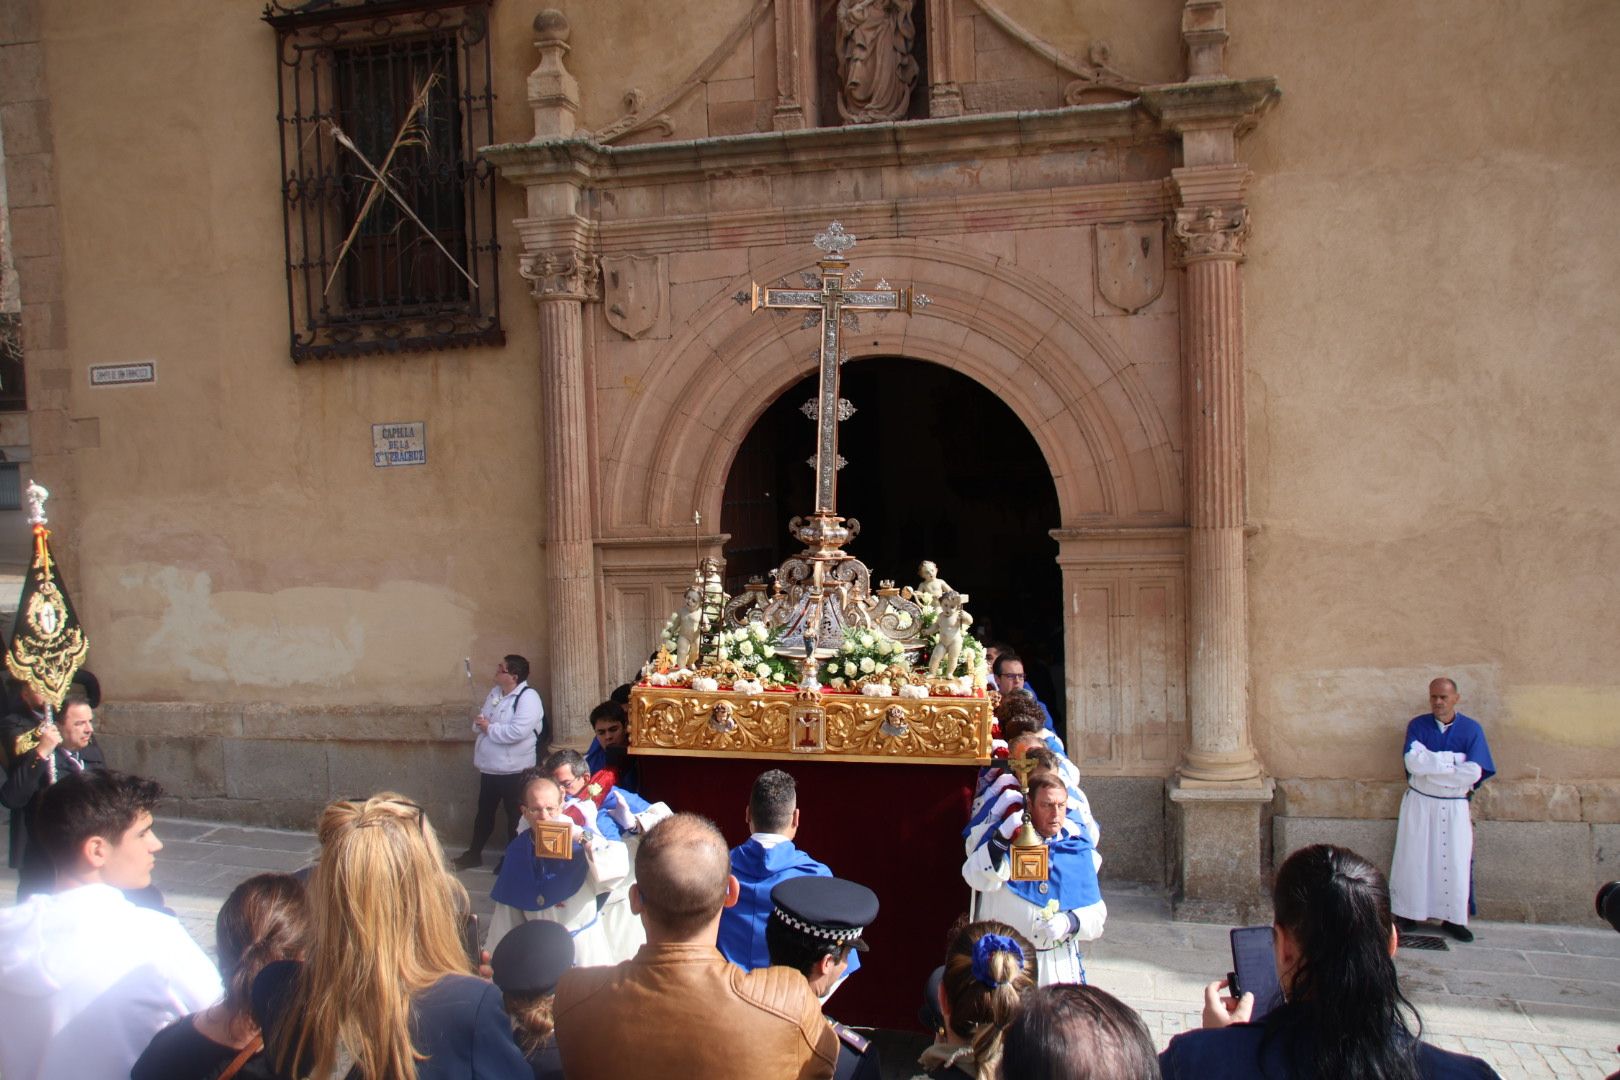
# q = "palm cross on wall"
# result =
<box><xmin>319</xmin><ymin>72</ymin><xmax>477</xmax><ymax>297</ymax></box>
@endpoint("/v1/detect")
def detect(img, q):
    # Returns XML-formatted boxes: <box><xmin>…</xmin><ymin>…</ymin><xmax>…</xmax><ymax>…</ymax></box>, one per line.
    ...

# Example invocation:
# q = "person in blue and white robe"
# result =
<box><xmin>589</xmin><ymin>770</ymin><xmax>674</xmax><ymax>963</ymax></box>
<box><xmin>715</xmin><ymin>769</ymin><xmax>861</xmax><ymax>992</ymax></box>
<box><xmin>1390</xmin><ymin>677</ymin><xmax>1496</xmax><ymax>941</ymax></box>
<box><xmin>963</xmin><ymin>768</ymin><xmax>1105</xmax><ymax>986</ymax></box>
<box><xmin>965</xmin><ymin>739</ymin><xmax>1098</xmax><ymax>857</ymax></box>
<box><xmin>487</xmin><ymin>776</ymin><xmax>626</xmax><ymax>966</ymax></box>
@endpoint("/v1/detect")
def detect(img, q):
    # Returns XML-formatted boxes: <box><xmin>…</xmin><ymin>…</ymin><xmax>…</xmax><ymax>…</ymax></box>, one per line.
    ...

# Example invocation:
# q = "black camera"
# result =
<box><xmin>1598</xmin><ymin>882</ymin><xmax>1620</xmax><ymax>933</ymax></box>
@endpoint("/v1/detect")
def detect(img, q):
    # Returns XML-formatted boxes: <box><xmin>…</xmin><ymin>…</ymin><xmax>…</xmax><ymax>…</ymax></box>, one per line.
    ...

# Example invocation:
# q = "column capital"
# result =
<box><xmin>1172</xmin><ymin>204</ymin><xmax>1249</xmax><ymax>265</ymax></box>
<box><xmin>520</xmin><ymin>243</ymin><xmax>599</xmax><ymax>302</ymax></box>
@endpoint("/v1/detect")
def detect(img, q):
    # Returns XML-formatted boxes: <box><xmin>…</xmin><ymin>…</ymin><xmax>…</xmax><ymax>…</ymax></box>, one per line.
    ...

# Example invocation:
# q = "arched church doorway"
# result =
<box><xmin>720</xmin><ymin>357</ymin><xmax>1066</xmax><ymax>730</ymax></box>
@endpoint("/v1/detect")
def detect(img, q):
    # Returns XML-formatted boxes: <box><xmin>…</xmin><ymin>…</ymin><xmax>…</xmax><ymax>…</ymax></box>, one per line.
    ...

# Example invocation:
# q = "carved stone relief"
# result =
<box><xmin>1171</xmin><ymin>205</ymin><xmax>1249</xmax><ymax>264</ymax></box>
<box><xmin>601</xmin><ymin>254</ymin><xmax>667</xmax><ymax>339</ymax></box>
<box><xmin>836</xmin><ymin>0</ymin><xmax>919</xmax><ymax>124</ymax></box>
<box><xmin>520</xmin><ymin>246</ymin><xmax>601</xmax><ymax>301</ymax></box>
<box><xmin>1096</xmin><ymin>221</ymin><xmax>1166</xmax><ymax>314</ymax></box>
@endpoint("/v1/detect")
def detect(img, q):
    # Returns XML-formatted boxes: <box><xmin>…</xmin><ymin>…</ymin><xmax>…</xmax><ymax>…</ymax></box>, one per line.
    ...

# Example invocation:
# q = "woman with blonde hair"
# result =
<box><xmin>915</xmin><ymin>919</ymin><xmax>1038</xmax><ymax>1079</ymax></box>
<box><xmin>258</xmin><ymin>793</ymin><xmax>528</xmax><ymax>1080</ymax></box>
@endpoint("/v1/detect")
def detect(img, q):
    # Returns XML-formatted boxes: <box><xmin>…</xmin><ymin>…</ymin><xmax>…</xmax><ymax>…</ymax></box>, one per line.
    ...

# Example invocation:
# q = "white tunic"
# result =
<box><xmin>0</xmin><ymin>884</ymin><xmax>223</xmax><ymax>1080</ymax></box>
<box><xmin>597</xmin><ymin>833</ymin><xmax>647</xmax><ymax>963</ymax></box>
<box><xmin>962</xmin><ymin>825</ymin><xmax>1106</xmax><ymax>987</ymax></box>
<box><xmin>1390</xmin><ymin>742</ymin><xmax>1483</xmax><ymax>926</ymax></box>
<box><xmin>487</xmin><ymin>834</ymin><xmax>629</xmax><ymax>967</ymax></box>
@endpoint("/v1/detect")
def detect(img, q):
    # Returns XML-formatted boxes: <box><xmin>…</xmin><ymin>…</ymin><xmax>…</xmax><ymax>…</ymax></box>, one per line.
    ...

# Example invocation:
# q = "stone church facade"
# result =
<box><xmin>0</xmin><ymin>0</ymin><xmax>1614</xmax><ymax>919</ymax></box>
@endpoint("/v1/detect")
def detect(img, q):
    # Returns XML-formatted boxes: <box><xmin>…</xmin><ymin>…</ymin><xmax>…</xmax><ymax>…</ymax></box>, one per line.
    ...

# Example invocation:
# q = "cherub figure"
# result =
<box><xmin>674</xmin><ymin>585</ymin><xmax>704</xmax><ymax>668</ymax></box>
<box><xmin>928</xmin><ymin>589</ymin><xmax>973</xmax><ymax>677</ymax></box>
<box><xmin>708</xmin><ymin>700</ymin><xmax>737</xmax><ymax>735</ymax></box>
<box><xmin>909</xmin><ymin>560</ymin><xmax>952</xmax><ymax>605</ymax></box>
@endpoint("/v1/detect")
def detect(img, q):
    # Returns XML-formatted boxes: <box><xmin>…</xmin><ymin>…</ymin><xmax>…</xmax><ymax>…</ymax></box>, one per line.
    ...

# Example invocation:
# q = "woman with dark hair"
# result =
<box><xmin>132</xmin><ymin>872</ymin><xmax>310</xmax><ymax>1080</ymax></box>
<box><xmin>999</xmin><ymin>984</ymin><xmax>1159</xmax><ymax>1080</ymax></box>
<box><xmin>914</xmin><ymin>919</ymin><xmax>1037</xmax><ymax>1079</ymax></box>
<box><xmin>1159</xmin><ymin>844</ymin><xmax>1499</xmax><ymax>1080</ymax></box>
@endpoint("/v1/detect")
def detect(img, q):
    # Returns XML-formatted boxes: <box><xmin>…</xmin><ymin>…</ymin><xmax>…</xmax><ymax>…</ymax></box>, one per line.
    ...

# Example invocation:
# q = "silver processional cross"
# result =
<box><xmin>741</xmin><ymin>223</ymin><xmax>929</xmax><ymax>516</ymax></box>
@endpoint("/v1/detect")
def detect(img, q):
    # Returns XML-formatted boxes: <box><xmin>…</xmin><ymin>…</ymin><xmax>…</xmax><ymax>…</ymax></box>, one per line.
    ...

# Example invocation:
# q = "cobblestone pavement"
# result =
<box><xmin>4</xmin><ymin>817</ymin><xmax>1616</xmax><ymax>1079</ymax></box>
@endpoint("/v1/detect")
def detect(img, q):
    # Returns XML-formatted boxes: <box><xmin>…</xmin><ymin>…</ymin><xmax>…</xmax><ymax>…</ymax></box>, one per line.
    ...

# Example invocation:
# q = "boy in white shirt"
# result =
<box><xmin>0</xmin><ymin>770</ymin><xmax>222</xmax><ymax>1080</ymax></box>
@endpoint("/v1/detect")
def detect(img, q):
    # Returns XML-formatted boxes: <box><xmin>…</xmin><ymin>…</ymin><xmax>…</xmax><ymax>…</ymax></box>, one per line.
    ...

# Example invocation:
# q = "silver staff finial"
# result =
<box><xmin>813</xmin><ymin>222</ymin><xmax>858</xmax><ymax>259</ymax></box>
<box><xmin>25</xmin><ymin>481</ymin><xmax>48</xmax><ymax>526</ymax></box>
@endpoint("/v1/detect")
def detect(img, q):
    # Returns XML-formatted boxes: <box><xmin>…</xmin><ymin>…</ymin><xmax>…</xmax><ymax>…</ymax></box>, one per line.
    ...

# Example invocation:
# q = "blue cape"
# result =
<box><xmin>490</xmin><ymin>830</ymin><xmax>589</xmax><ymax>912</ymax></box>
<box><xmin>1005</xmin><ymin>829</ymin><xmax>1102</xmax><ymax>911</ymax></box>
<box><xmin>716</xmin><ymin>839</ymin><xmax>858</xmax><ymax>978</ymax></box>
<box><xmin>1405</xmin><ymin>713</ymin><xmax>1495</xmax><ymax>785</ymax></box>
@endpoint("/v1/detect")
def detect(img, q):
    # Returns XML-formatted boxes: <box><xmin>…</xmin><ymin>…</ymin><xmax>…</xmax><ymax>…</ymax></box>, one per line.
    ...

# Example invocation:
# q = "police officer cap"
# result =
<box><xmin>769</xmin><ymin>876</ymin><xmax>879</xmax><ymax>952</ymax></box>
<box><xmin>490</xmin><ymin>919</ymin><xmax>575</xmax><ymax>996</ymax></box>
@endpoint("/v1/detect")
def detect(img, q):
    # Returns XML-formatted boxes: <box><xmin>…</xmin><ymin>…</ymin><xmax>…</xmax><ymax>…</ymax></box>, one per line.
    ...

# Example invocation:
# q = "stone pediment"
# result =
<box><xmin>527</xmin><ymin>0</ymin><xmax>1191</xmax><ymax>148</ymax></box>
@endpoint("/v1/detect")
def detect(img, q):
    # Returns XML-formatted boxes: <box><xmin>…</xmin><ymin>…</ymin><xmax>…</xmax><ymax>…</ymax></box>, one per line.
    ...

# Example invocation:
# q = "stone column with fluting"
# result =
<box><xmin>1173</xmin><ymin>170</ymin><xmax>1262</xmax><ymax>786</ymax></box>
<box><xmin>1165</xmin><ymin>163</ymin><xmax>1274</xmax><ymax>922</ymax></box>
<box><xmin>529</xmin><ymin>260</ymin><xmax>602</xmax><ymax>746</ymax></box>
<box><xmin>518</xmin><ymin>11</ymin><xmax>602</xmax><ymax>744</ymax></box>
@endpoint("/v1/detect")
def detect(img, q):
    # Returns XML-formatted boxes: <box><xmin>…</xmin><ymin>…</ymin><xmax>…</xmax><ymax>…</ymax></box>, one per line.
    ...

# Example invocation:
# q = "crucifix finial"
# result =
<box><xmin>744</xmin><ymin>224</ymin><xmax>928</xmax><ymax>517</ymax></box>
<box><xmin>813</xmin><ymin>222</ymin><xmax>858</xmax><ymax>260</ymax></box>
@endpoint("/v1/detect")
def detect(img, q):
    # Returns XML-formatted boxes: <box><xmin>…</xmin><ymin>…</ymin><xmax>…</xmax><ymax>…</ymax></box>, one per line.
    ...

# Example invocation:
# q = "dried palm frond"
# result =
<box><xmin>322</xmin><ymin>73</ymin><xmax>476</xmax><ymax>296</ymax></box>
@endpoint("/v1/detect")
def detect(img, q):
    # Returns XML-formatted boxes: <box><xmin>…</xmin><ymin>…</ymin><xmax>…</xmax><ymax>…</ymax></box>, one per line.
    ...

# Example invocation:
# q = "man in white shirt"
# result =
<box><xmin>455</xmin><ymin>653</ymin><xmax>546</xmax><ymax>870</ymax></box>
<box><xmin>0</xmin><ymin>769</ymin><xmax>222</xmax><ymax>1080</ymax></box>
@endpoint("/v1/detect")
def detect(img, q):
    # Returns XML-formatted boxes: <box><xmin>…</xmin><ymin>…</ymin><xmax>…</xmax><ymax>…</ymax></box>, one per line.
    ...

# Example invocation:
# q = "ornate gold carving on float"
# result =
<box><xmin>630</xmin><ymin>686</ymin><xmax>992</xmax><ymax>766</ymax></box>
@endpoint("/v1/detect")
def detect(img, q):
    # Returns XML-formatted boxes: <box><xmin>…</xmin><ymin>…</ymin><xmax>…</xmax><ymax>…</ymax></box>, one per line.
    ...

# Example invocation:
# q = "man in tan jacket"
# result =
<box><xmin>554</xmin><ymin>812</ymin><xmax>838</xmax><ymax>1080</ymax></box>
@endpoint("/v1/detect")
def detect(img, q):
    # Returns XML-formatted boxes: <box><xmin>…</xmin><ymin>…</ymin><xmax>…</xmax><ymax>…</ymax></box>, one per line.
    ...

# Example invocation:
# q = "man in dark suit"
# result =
<box><xmin>1</xmin><ymin>691</ymin><xmax>106</xmax><ymax>898</ymax></box>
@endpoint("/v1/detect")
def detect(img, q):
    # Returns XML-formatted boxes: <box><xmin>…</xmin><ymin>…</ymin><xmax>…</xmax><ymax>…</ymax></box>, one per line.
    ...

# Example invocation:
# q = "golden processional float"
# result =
<box><xmin>7</xmin><ymin>481</ymin><xmax>91</xmax><ymax>760</ymax></box>
<box><xmin>627</xmin><ymin>224</ymin><xmax>997</xmax><ymax>768</ymax></box>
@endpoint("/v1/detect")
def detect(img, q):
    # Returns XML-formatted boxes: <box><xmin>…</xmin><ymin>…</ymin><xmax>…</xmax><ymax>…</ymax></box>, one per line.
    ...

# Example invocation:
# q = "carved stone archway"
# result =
<box><xmin>608</xmin><ymin>240</ymin><xmax>1181</xmax><ymax>535</ymax></box>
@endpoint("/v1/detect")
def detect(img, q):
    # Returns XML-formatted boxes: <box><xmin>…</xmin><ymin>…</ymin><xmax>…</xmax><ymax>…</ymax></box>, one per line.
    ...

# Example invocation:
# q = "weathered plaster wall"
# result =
<box><xmin>37</xmin><ymin>1</ymin><xmax>553</xmax><ymax>721</ymax></box>
<box><xmin>1236</xmin><ymin>0</ymin><xmax>1620</xmax><ymax>784</ymax></box>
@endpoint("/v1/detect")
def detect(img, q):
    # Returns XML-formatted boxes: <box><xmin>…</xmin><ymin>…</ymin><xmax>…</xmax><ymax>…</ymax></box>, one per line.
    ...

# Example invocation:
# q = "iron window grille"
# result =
<box><xmin>265</xmin><ymin>0</ymin><xmax>503</xmax><ymax>361</ymax></box>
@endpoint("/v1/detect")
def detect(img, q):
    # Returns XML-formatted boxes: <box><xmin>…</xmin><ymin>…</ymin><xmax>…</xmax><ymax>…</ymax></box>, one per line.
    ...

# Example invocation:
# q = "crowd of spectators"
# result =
<box><xmin>0</xmin><ymin>769</ymin><xmax>1504</xmax><ymax>1080</ymax></box>
<box><xmin>0</xmin><ymin>675</ymin><xmax>1507</xmax><ymax>1079</ymax></box>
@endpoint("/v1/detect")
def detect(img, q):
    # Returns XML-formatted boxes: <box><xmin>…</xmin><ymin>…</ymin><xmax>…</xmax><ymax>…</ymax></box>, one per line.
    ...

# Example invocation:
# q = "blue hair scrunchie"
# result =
<box><xmin>970</xmin><ymin>933</ymin><xmax>1024</xmax><ymax>989</ymax></box>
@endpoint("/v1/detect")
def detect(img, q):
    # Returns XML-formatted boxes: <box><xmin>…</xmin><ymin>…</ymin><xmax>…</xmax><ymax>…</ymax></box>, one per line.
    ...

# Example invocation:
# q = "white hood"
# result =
<box><xmin>0</xmin><ymin>884</ymin><xmax>223</xmax><ymax>1080</ymax></box>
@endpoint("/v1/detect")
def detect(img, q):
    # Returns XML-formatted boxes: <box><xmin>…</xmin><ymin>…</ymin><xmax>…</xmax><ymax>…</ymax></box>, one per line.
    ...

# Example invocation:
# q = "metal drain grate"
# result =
<box><xmin>1399</xmin><ymin>933</ymin><xmax>1450</xmax><ymax>951</ymax></box>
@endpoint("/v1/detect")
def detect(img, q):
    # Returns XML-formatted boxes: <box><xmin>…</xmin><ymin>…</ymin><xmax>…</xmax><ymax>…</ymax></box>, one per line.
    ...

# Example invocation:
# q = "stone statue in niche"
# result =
<box><xmin>836</xmin><ymin>0</ymin><xmax>919</xmax><ymax>124</ymax></box>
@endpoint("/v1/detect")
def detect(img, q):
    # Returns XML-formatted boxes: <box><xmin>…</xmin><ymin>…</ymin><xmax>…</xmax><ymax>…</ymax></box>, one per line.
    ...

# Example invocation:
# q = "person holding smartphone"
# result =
<box><xmin>1159</xmin><ymin>844</ymin><xmax>1499</xmax><ymax>1080</ymax></box>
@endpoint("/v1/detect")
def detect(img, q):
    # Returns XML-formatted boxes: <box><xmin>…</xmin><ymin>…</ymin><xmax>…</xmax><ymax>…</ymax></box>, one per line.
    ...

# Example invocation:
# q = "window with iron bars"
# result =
<box><xmin>265</xmin><ymin>0</ymin><xmax>503</xmax><ymax>361</ymax></box>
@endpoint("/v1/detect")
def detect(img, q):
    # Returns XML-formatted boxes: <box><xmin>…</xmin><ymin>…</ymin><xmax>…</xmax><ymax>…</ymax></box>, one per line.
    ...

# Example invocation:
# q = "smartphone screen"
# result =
<box><xmin>1229</xmin><ymin>925</ymin><xmax>1285</xmax><ymax>1021</ymax></box>
<box><xmin>461</xmin><ymin>913</ymin><xmax>480</xmax><ymax>970</ymax></box>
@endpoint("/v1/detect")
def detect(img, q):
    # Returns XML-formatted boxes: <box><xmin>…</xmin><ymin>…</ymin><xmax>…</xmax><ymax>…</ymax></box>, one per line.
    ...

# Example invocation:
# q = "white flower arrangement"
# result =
<box><xmin>714</xmin><ymin>623</ymin><xmax>798</xmax><ymax>687</ymax></box>
<box><xmin>819</xmin><ymin>626</ymin><xmax>912</xmax><ymax>689</ymax></box>
<box><xmin>692</xmin><ymin>675</ymin><xmax>720</xmax><ymax>692</ymax></box>
<box><xmin>862</xmin><ymin>682</ymin><xmax>894</xmax><ymax>698</ymax></box>
<box><xmin>732</xmin><ymin>678</ymin><xmax>764</xmax><ymax>695</ymax></box>
<box><xmin>898</xmin><ymin>682</ymin><xmax>929</xmax><ymax>699</ymax></box>
<box><xmin>923</xmin><ymin>629</ymin><xmax>988</xmax><ymax>681</ymax></box>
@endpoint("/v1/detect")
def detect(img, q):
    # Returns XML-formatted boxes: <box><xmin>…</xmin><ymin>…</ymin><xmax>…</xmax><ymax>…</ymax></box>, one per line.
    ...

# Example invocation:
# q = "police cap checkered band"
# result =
<box><xmin>768</xmin><ymin>875</ymin><xmax>879</xmax><ymax>950</ymax></box>
<box><xmin>771</xmin><ymin>906</ymin><xmax>865</xmax><ymax>943</ymax></box>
